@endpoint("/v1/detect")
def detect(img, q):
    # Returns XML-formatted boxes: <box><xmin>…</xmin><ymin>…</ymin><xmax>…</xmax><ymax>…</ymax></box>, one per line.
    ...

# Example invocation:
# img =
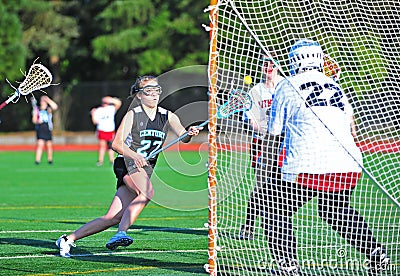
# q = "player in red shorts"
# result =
<box><xmin>91</xmin><ymin>96</ymin><xmax>122</xmax><ymax>166</ymax></box>
<box><xmin>239</xmin><ymin>52</ymin><xmax>283</xmax><ymax>240</ymax></box>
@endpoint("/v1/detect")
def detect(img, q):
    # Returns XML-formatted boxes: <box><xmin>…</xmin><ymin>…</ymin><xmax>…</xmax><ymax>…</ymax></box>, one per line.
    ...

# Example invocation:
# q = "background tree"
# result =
<box><xmin>0</xmin><ymin>1</ymin><xmax>26</xmax><ymax>93</ymax></box>
<box><xmin>0</xmin><ymin>0</ymin><xmax>210</xmax><ymax>132</ymax></box>
<box><xmin>91</xmin><ymin>0</ymin><xmax>209</xmax><ymax>78</ymax></box>
<box><xmin>20</xmin><ymin>0</ymin><xmax>79</xmax><ymax>131</ymax></box>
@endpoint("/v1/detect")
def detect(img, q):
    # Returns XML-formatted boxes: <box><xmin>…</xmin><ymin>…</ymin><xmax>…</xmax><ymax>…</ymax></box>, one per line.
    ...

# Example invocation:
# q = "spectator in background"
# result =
<box><xmin>91</xmin><ymin>96</ymin><xmax>122</xmax><ymax>166</ymax></box>
<box><xmin>32</xmin><ymin>95</ymin><xmax>58</xmax><ymax>165</ymax></box>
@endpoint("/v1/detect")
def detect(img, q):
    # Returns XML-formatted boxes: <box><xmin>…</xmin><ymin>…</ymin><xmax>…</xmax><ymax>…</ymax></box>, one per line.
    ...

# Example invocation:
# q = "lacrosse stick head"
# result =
<box><xmin>323</xmin><ymin>54</ymin><xmax>341</xmax><ymax>82</ymax></box>
<box><xmin>217</xmin><ymin>89</ymin><xmax>252</xmax><ymax>119</ymax></box>
<box><xmin>17</xmin><ymin>64</ymin><xmax>53</xmax><ymax>96</ymax></box>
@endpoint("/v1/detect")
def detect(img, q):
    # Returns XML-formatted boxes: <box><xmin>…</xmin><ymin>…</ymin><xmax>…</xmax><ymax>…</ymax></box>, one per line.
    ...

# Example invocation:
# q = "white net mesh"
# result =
<box><xmin>18</xmin><ymin>64</ymin><xmax>53</xmax><ymax>95</ymax></box>
<box><xmin>207</xmin><ymin>1</ymin><xmax>400</xmax><ymax>275</ymax></box>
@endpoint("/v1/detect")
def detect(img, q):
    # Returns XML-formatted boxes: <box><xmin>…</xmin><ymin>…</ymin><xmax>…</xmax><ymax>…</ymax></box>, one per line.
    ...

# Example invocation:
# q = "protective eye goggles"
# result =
<box><xmin>139</xmin><ymin>85</ymin><xmax>162</xmax><ymax>96</ymax></box>
<box><xmin>130</xmin><ymin>75</ymin><xmax>158</xmax><ymax>96</ymax></box>
<box><xmin>260</xmin><ymin>57</ymin><xmax>280</xmax><ymax>68</ymax></box>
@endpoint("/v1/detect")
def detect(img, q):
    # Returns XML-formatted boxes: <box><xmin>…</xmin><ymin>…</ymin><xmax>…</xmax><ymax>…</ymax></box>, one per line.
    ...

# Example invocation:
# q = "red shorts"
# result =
<box><xmin>97</xmin><ymin>130</ymin><xmax>115</xmax><ymax>142</ymax></box>
<box><xmin>297</xmin><ymin>172</ymin><xmax>361</xmax><ymax>192</ymax></box>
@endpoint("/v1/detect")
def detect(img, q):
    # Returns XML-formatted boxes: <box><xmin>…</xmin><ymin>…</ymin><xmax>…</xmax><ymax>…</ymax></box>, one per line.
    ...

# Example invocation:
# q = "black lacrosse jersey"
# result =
<box><xmin>129</xmin><ymin>105</ymin><xmax>169</xmax><ymax>166</ymax></box>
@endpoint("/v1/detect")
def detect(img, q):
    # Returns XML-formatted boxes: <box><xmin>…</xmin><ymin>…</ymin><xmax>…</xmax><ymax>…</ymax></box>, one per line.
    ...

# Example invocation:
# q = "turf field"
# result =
<box><xmin>0</xmin><ymin>150</ymin><xmax>209</xmax><ymax>275</ymax></box>
<box><xmin>1</xmin><ymin>148</ymin><xmax>398</xmax><ymax>275</ymax></box>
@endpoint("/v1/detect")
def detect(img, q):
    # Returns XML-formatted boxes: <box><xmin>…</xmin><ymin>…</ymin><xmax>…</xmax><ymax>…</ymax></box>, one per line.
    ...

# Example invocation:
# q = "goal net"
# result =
<box><xmin>206</xmin><ymin>1</ymin><xmax>400</xmax><ymax>275</ymax></box>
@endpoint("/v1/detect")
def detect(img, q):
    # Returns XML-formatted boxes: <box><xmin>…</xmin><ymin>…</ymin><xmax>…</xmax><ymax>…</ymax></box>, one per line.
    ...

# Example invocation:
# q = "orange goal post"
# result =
<box><xmin>205</xmin><ymin>1</ymin><xmax>399</xmax><ymax>275</ymax></box>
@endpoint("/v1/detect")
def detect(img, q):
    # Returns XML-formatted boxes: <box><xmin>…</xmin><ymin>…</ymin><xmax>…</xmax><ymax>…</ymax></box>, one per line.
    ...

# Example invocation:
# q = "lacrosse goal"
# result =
<box><xmin>206</xmin><ymin>1</ymin><xmax>400</xmax><ymax>275</ymax></box>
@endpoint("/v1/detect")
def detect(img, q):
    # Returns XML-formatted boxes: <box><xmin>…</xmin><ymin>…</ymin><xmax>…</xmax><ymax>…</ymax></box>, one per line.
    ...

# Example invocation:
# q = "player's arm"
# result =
<box><xmin>90</xmin><ymin>108</ymin><xmax>98</xmax><ymax>125</ymax></box>
<box><xmin>168</xmin><ymin>112</ymin><xmax>202</xmax><ymax>143</ymax></box>
<box><xmin>246</xmin><ymin>104</ymin><xmax>263</xmax><ymax>132</ymax></box>
<box><xmin>350</xmin><ymin>115</ymin><xmax>357</xmax><ymax>138</ymax></box>
<box><xmin>267</xmin><ymin>82</ymin><xmax>287</xmax><ymax>136</ymax></box>
<box><xmin>246</xmin><ymin>89</ymin><xmax>266</xmax><ymax>134</ymax></box>
<box><xmin>341</xmin><ymin>91</ymin><xmax>357</xmax><ymax>138</ymax></box>
<box><xmin>43</xmin><ymin>96</ymin><xmax>58</xmax><ymax>111</ymax></box>
<box><xmin>248</xmin><ymin>117</ymin><xmax>265</xmax><ymax>134</ymax></box>
<box><xmin>112</xmin><ymin>110</ymin><xmax>146</xmax><ymax>167</ymax></box>
<box><xmin>111</xmin><ymin>97</ymin><xmax>122</xmax><ymax>111</ymax></box>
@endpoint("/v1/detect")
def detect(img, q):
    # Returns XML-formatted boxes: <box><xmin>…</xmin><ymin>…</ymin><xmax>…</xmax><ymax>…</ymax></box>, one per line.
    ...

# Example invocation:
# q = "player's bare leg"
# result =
<box><xmin>106</xmin><ymin>171</ymin><xmax>154</xmax><ymax>250</ymax></box>
<box><xmin>56</xmin><ymin>185</ymin><xmax>137</xmax><ymax>257</ymax></box>
<box><xmin>97</xmin><ymin>139</ymin><xmax>107</xmax><ymax>165</ymax></box>
<box><xmin>35</xmin><ymin>139</ymin><xmax>45</xmax><ymax>164</ymax></box>
<box><xmin>46</xmin><ymin>140</ymin><xmax>53</xmax><ymax>164</ymax></box>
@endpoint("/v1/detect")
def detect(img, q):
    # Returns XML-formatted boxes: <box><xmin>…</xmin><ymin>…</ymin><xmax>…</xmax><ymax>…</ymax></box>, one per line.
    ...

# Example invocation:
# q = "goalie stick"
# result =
<box><xmin>228</xmin><ymin>0</ymin><xmax>400</xmax><ymax>208</ymax></box>
<box><xmin>0</xmin><ymin>63</ymin><xmax>54</xmax><ymax>111</ymax></box>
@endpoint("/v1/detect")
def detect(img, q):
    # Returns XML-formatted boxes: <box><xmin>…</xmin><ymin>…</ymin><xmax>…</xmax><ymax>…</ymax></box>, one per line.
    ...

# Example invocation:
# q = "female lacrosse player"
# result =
<box><xmin>239</xmin><ymin>52</ymin><xmax>284</xmax><ymax>240</ymax></box>
<box><xmin>32</xmin><ymin>95</ymin><xmax>58</xmax><ymax>164</ymax></box>
<box><xmin>56</xmin><ymin>75</ymin><xmax>202</xmax><ymax>257</ymax></box>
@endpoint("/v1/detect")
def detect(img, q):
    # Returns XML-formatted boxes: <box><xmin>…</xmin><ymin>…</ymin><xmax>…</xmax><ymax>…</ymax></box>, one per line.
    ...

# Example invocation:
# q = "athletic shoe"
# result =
<box><xmin>106</xmin><ymin>231</ymin><xmax>133</xmax><ymax>250</ymax></box>
<box><xmin>368</xmin><ymin>247</ymin><xmax>391</xmax><ymax>274</ymax></box>
<box><xmin>238</xmin><ymin>225</ymin><xmax>254</xmax><ymax>240</ymax></box>
<box><xmin>55</xmin><ymin>234</ymin><xmax>76</xmax><ymax>258</ymax></box>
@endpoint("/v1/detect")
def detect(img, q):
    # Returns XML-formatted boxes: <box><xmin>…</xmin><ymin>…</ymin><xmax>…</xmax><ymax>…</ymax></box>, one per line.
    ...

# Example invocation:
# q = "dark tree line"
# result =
<box><xmin>0</xmin><ymin>0</ymin><xmax>210</xmax><ymax>132</ymax></box>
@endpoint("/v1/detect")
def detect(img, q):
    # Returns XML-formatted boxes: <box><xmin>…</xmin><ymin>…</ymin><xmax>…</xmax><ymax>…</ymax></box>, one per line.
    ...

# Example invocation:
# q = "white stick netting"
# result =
<box><xmin>18</xmin><ymin>64</ymin><xmax>53</xmax><ymax>95</ymax></box>
<box><xmin>207</xmin><ymin>1</ymin><xmax>400</xmax><ymax>275</ymax></box>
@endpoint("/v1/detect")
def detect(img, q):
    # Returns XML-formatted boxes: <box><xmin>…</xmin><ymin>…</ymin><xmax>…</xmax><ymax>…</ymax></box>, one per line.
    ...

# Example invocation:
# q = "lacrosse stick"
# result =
<box><xmin>30</xmin><ymin>95</ymin><xmax>37</xmax><ymax>110</ymax></box>
<box><xmin>0</xmin><ymin>63</ymin><xmax>53</xmax><ymax>111</ymax></box>
<box><xmin>323</xmin><ymin>54</ymin><xmax>341</xmax><ymax>81</ymax></box>
<box><xmin>30</xmin><ymin>95</ymin><xmax>39</xmax><ymax>119</ymax></box>
<box><xmin>144</xmin><ymin>88</ymin><xmax>252</xmax><ymax>161</ymax></box>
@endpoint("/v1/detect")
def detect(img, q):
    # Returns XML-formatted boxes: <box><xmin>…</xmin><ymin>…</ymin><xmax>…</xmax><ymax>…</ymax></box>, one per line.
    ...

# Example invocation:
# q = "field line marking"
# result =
<box><xmin>0</xmin><ymin>249</ymin><xmax>208</xmax><ymax>260</ymax></box>
<box><xmin>0</xmin><ymin>227</ymin><xmax>207</xmax><ymax>234</ymax></box>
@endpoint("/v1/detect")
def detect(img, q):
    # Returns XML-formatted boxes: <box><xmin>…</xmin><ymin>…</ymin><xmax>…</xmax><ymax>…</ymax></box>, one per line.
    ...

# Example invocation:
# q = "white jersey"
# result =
<box><xmin>245</xmin><ymin>82</ymin><xmax>275</xmax><ymax>135</ymax></box>
<box><xmin>268</xmin><ymin>70</ymin><xmax>362</xmax><ymax>182</ymax></box>
<box><xmin>93</xmin><ymin>105</ymin><xmax>116</xmax><ymax>132</ymax></box>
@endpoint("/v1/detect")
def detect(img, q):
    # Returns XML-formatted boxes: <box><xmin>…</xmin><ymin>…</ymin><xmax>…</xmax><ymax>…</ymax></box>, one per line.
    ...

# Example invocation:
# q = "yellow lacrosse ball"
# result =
<box><xmin>244</xmin><ymin>75</ymin><xmax>252</xmax><ymax>85</ymax></box>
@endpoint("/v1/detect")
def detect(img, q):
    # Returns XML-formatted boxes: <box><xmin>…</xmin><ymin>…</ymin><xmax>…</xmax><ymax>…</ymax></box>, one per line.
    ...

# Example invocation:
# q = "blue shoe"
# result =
<box><xmin>106</xmin><ymin>231</ymin><xmax>133</xmax><ymax>250</ymax></box>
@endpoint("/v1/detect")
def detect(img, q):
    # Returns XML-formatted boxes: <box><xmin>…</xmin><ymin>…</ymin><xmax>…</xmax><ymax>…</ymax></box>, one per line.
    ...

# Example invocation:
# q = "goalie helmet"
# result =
<box><xmin>289</xmin><ymin>39</ymin><xmax>324</xmax><ymax>75</ymax></box>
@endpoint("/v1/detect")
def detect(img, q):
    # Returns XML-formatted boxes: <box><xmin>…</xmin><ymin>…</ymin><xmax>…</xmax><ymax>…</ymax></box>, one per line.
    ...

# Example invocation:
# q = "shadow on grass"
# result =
<box><xmin>0</xmin><ymin>237</ymin><xmax>93</xmax><ymax>256</ymax></box>
<box><xmin>130</xmin><ymin>224</ymin><xmax>207</xmax><ymax>236</ymax></box>
<box><xmin>76</xmin><ymin>253</ymin><xmax>208</xmax><ymax>275</ymax></box>
<box><xmin>55</xmin><ymin>221</ymin><xmax>208</xmax><ymax>236</ymax></box>
<box><xmin>0</xmin><ymin>235</ymin><xmax>208</xmax><ymax>275</ymax></box>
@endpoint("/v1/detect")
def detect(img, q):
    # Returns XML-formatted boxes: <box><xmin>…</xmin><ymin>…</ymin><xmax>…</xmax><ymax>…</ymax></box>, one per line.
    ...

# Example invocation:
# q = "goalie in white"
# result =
<box><xmin>264</xmin><ymin>39</ymin><xmax>390</xmax><ymax>275</ymax></box>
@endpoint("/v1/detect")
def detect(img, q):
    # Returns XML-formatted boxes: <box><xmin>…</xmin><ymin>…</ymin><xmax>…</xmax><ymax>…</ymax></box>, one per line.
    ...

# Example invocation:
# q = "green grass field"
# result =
<box><xmin>0</xmin><ymin>150</ymin><xmax>209</xmax><ymax>276</ymax></box>
<box><xmin>215</xmin><ymin>150</ymin><xmax>400</xmax><ymax>276</ymax></box>
<box><xmin>1</xmin><ymin>150</ymin><xmax>399</xmax><ymax>276</ymax></box>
